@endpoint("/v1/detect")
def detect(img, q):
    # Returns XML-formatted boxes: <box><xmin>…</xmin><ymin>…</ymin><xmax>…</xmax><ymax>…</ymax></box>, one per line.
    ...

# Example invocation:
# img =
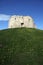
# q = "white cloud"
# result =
<box><xmin>0</xmin><ymin>14</ymin><xmax>11</xmax><ymax>21</ymax></box>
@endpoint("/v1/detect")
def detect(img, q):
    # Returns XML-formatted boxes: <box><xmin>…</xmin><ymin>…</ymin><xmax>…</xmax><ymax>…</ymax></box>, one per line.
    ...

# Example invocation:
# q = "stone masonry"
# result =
<box><xmin>8</xmin><ymin>15</ymin><xmax>36</xmax><ymax>28</ymax></box>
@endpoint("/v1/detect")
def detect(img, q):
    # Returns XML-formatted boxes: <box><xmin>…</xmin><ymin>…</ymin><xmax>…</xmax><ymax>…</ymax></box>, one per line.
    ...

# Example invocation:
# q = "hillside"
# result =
<box><xmin>0</xmin><ymin>28</ymin><xmax>43</xmax><ymax>65</ymax></box>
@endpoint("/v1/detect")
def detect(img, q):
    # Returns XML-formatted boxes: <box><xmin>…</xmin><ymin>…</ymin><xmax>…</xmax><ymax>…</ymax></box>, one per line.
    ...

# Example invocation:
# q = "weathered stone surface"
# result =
<box><xmin>8</xmin><ymin>15</ymin><xmax>36</xmax><ymax>28</ymax></box>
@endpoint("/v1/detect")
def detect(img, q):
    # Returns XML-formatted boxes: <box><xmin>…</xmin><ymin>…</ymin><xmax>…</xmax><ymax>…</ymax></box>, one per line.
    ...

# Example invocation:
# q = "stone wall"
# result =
<box><xmin>8</xmin><ymin>15</ymin><xmax>36</xmax><ymax>28</ymax></box>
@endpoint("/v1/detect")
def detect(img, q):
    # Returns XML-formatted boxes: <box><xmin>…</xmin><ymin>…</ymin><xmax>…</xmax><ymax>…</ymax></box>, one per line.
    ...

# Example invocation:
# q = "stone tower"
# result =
<box><xmin>8</xmin><ymin>15</ymin><xmax>36</xmax><ymax>28</ymax></box>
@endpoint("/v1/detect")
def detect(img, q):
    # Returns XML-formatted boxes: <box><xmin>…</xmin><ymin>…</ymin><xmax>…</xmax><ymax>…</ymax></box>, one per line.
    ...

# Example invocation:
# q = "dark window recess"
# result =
<box><xmin>22</xmin><ymin>17</ymin><xmax>23</xmax><ymax>19</ymax></box>
<box><xmin>15</xmin><ymin>18</ymin><xmax>16</xmax><ymax>20</ymax></box>
<box><xmin>21</xmin><ymin>23</ymin><xmax>24</xmax><ymax>26</ymax></box>
<box><xmin>29</xmin><ymin>19</ymin><xmax>30</xmax><ymax>21</ymax></box>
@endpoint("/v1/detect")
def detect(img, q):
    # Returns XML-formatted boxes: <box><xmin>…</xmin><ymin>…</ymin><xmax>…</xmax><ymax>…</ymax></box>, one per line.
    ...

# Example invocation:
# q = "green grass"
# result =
<box><xmin>0</xmin><ymin>28</ymin><xmax>43</xmax><ymax>65</ymax></box>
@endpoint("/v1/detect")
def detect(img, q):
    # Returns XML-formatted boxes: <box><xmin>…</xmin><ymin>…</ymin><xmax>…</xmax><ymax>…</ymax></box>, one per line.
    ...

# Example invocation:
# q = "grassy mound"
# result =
<box><xmin>0</xmin><ymin>28</ymin><xmax>43</xmax><ymax>65</ymax></box>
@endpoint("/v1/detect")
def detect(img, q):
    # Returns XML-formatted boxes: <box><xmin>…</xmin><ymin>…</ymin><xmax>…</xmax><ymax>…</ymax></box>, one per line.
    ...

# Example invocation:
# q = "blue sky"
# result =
<box><xmin>0</xmin><ymin>0</ymin><xmax>43</xmax><ymax>30</ymax></box>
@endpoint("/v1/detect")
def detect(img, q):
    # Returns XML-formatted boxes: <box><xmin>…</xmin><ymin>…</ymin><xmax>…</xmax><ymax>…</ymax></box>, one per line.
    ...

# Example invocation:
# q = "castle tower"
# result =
<box><xmin>8</xmin><ymin>15</ymin><xmax>36</xmax><ymax>28</ymax></box>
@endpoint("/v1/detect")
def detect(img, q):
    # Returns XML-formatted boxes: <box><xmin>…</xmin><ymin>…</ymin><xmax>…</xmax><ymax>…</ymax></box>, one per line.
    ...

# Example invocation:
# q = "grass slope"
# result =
<box><xmin>0</xmin><ymin>28</ymin><xmax>43</xmax><ymax>65</ymax></box>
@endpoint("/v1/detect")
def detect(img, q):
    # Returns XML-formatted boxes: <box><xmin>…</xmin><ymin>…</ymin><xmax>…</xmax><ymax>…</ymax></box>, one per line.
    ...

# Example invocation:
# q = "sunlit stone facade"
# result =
<box><xmin>8</xmin><ymin>15</ymin><xmax>36</xmax><ymax>28</ymax></box>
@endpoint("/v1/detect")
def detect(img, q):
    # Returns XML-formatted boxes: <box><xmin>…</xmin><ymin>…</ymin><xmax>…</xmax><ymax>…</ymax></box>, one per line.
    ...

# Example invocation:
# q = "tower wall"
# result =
<box><xmin>8</xmin><ymin>15</ymin><xmax>36</xmax><ymax>28</ymax></box>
